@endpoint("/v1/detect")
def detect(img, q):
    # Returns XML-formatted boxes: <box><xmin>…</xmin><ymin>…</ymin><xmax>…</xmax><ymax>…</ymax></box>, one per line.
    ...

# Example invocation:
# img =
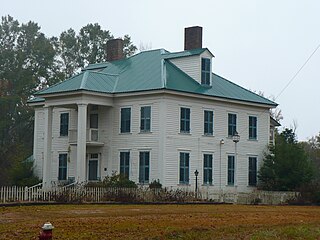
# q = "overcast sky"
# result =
<box><xmin>2</xmin><ymin>0</ymin><xmax>320</xmax><ymax>141</ymax></box>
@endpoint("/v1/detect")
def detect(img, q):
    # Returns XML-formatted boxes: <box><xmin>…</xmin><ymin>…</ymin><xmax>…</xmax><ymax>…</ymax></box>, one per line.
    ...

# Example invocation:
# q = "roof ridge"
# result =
<box><xmin>80</xmin><ymin>71</ymin><xmax>89</xmax><ymax>89</ymax></box>
<box><xmin>88</xmin><ymin>70</ymin><xmax>119</xmax><ymax>77</ymax></box>
<box><xmin>112</xmin><ymin>76</ymin><xmax>120</xmax><ymax>92</ymax></box>
<box><xmin>212</xmin><ymin>73</ymin><xmax>277</xmax><ymax>106</ymax></box>
<box><xmin>162</xmin><ymin>48</ymin><xmax>205</xmax><ymax>55</ymax></box>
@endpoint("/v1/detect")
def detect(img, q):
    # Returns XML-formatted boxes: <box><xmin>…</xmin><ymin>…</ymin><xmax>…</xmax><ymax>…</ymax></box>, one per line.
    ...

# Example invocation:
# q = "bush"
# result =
<box><xmin>149</xmin><ymin>179</ymin><xmax>162</xmax><ymax>189</ymax></box>
<box><xmin>85</xmin><ymin>173</ymin><xmax>138</xmax><ymax>188</ymax></box>
<box><xmin>102</xmin><ymin>173</ymin><xmax>137</xmax><ymax>188</ymax></box>
<box><xmin>10</xmin><ymin>161</ymin><xmax>41</xmax><ymax>186</ymax></box>
<box><xmin>288</xmin><ymin>182</ymin><xmax>320</xmax><ymax>205</ymax></box>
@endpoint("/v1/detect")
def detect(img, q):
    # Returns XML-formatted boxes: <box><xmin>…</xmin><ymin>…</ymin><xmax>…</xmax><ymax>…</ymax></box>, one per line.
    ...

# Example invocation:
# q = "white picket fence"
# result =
<box><xmin>0</xmin><ymin>185</ymin><xmax>298</xmax><ymax>205</ymax></box>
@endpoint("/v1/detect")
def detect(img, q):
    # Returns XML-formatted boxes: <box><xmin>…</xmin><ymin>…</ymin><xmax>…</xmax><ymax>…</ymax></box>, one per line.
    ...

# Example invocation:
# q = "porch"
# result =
<box><xmin>41</xmin><ymin>93</ymin><xmax>114</xmax><ymax>188</ymax></box>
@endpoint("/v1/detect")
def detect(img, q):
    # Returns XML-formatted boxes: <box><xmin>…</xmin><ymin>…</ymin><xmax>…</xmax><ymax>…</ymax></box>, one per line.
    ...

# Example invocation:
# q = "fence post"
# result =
<box><xmin>24</xmin><ymin>186</ymin><xmax>28</xmax><ymax>201</ymax></box>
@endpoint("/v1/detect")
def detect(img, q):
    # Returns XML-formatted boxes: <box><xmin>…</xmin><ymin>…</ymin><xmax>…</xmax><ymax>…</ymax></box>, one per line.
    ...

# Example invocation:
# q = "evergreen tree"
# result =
<box><xmin>259</xmin><ymin>128</ymin><xmax>314</xmax><ymax>191</ymax></box>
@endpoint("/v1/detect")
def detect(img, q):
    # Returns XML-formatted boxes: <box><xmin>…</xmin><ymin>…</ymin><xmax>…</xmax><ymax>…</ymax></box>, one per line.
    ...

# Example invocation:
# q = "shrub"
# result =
<box><xmin>102</xmin><ymin>173</ymin><xmax>137</xmax><ymax>188</ymax></box>
<box><xmin>288</xmin><ymin>182</ymin><xmax>320</xmax><ymax>205</ymax></box>
<box><xmin>149</xmin><ymin>179</ymin><xmax>162</xmax><ymax>189</ymax></box>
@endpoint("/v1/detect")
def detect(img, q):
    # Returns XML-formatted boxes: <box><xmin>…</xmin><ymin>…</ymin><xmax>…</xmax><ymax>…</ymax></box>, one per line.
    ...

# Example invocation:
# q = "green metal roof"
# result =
<box><xmin>163</xmin><ymin>48</ymin><xmax>214</xmax><ymax>59</ymax></box>
<box><xmin>35</xmin><ymin>48</ymin><xmax>277</xmax><ymax>106</ymax></box>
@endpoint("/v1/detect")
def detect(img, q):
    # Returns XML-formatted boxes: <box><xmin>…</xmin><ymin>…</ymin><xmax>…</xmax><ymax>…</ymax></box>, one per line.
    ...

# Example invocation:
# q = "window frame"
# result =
<box><xmin>179</xmin><ymin>152</ymin><xmax>190</xmax><ymax>184</ymax></box>
<box><xmin>228</xmin><ymin>113</ymin><xmax>237</xmax><ymax>137</ymax></box>
<box><xmin>139</xmin><ymin>151</ymin><xmax>150</xmax><ymax>184</ymax></box>
<box><xmin>248</xmin><ymin>156</ymin><xmax>258</xmax><ymax>186</ymax></box>
<box><xmin>201</xmin><ymin>58</ymin><xmax>211</xmax><ymax>85</ymax></box>
<box><xmin>120</xmin><ymin>107</ymin><xmax>131</xmax><ymax>133</ymax></box>
<box><xmin>58</xmin><ymin>153</ymin><xmax>68</xmax><ymax>181</ymax></box>
<box><xmin>204</xmin><ymin>110</ymin><xmax>214</xmax><ymax>135</ymax></box>
<box><xmin>249</xmin><ymin>116</ymin><xmax>257</xmax><ymax>140</ymax></box>
<box><xmin>180</xmin><ymin>107</ymin><xmax>191</xmax><ymax>133</ymax></box>
<box><xmin>140</xmin><ymin>106</ymin><xmax>151</xmax><ymax>132</ymax></box>
<box><xmin>119</xmin><ymin>151</ymin><xmax>130</xmax><ymax>179</ymax></box>
<box><xmin>60</xmin><ymin>112</ymin><xmax>69</xmax><ymax>136</ymax></box>
<box><xmin>227</xmin><ymin>155</ymin><xmax>235</xmax><ymax>186</ymax></box>
<box><xmin>203</xmin><ymin>153</ymin><xmax>213</xmax><ymax>185</ymax></box>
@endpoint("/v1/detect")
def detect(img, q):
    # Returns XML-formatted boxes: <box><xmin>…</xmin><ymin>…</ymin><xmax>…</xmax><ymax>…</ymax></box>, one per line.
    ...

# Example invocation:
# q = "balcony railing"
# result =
<box><xmin>69</xmin><ymin>128</ymin><xmax>103</xmax><ymax>145</ymax></box>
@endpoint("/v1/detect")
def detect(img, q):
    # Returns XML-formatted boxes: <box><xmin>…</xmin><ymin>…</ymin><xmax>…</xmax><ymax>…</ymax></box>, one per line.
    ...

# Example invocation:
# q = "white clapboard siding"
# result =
<box><xmin>32</xmin><ymin>90</ymin><xmax>270</xmax><ymax>192</ymax></box>
<box><xmin>162</xmin><ymin>94</ymin><xmax>270</xmax><ymax>190</ymax></box>
<box><xmin>170</xmin><ymin>55</ymin><xmax>200</xmax><ymax>83</ymax></box>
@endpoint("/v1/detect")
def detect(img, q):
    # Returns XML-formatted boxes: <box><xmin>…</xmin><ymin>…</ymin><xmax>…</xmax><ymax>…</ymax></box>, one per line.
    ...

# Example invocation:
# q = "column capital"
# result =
<box><xmin>77</xmin><ymin>103</ymin><xmax>88</xmax><ymax>107</ymax></box>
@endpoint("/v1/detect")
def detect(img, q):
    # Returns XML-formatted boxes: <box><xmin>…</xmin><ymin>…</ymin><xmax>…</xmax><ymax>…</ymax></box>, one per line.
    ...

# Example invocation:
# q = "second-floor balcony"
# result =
<box><xmin>69</xmin><ymin>128</ymin><xmax>104</xmax><ymax>146</ymax></box>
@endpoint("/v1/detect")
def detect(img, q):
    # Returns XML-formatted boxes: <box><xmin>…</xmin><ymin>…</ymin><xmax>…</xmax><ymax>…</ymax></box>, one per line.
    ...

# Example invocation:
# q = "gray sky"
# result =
<box><xmin>2</xmin><ymin>0</ymin><xmax>320</xmax><ymax>141</ymax></box>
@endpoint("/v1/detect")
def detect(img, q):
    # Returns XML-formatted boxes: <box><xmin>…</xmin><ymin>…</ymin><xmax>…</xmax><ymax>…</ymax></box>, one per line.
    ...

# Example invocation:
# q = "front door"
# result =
<box><xmin>88</xmin><ymin>153</ymin><xmax>99</xmax><ymax>181</ymax></box>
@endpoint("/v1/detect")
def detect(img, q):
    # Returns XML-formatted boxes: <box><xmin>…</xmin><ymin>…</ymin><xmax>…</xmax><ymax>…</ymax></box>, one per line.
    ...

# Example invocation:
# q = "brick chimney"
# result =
<box><xmin>184</xmin><ymin>26</ymin><xmax>203</xmax><ymax>50</ymax></box>
<box><xmin>106</xmin><ymin>38</ymin><xmax>124</xmax><ymax>61</ymax></box>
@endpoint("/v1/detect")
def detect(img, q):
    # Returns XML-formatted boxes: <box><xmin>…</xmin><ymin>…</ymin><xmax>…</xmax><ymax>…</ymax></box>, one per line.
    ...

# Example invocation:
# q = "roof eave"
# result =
<box><xmin>36</xmin><ymin>89</ymin><xmax>114</xmax><ymax>99</ymax></box>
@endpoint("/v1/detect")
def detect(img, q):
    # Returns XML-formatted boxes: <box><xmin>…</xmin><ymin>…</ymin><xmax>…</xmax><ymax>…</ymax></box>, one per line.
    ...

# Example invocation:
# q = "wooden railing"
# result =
<box><xmin>68</xmin><ymin>128</ymin><xmax>101</xmax><ymax>143</ymax></box>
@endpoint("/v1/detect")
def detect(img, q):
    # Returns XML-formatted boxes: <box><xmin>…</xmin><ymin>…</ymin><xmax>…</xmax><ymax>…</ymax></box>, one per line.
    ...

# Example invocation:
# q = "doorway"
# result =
<box><xmin>88</xmin><ymin>153</ymin><xmax>99</xmax><ymax>181</ymax></box>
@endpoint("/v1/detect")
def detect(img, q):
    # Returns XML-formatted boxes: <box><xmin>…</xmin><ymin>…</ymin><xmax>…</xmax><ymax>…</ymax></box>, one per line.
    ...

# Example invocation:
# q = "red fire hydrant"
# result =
<box><xmin>38</xmin><ymin>222</ymin><xmax>54</xmax><ymax>240</ymax></box>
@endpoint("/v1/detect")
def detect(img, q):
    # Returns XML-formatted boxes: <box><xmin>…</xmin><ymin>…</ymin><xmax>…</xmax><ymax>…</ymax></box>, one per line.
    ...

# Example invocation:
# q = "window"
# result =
<box><xmin>249</xmin><ymin>116</ymin><xmax>257</xmax><ymax>140</ymax></box>
<box><xmin>60</xmin><ymin>113</ymin><xmax>69</xmax><ymax>136</ymax></box>
<box><xmin>120</xmin><ymin>152</ymin><xmax>130</xmax><ymax>179</ymax></box>
<box><xmin>179</xmin><ymin>152</ymin><xmax>189</xmax><ymax>184</ymax></box>
<box><xmin>120</xmin><ymin>108</ymin><xmax>131</xmax><ymax>133</ymax></box>
<box><xmin>228</xmin><ymin>113</ymin><xmax>237</xmax><ymax>137</ymax></box>
<box><xmin>140</xmin><ymin>106</ymin><xmax>151</xmax><ymax>132</ymax></box>
<box><xmin>201</xmin><ymin>58</ymin><xmax>211</xmax><ymax>85</ymax></box>
<box><xmin>180</xmin><ymin>107</ymin><xmax>190</xmax><ymax>133</ymax></box>
<box><xmin>90</xmin><ymin>114</ymin><xmax>98</xmax><ymax>129</ymax></box>
<box><xmin>58</xmin><ymin>154</ymin><xmax>67</xmax><ymax>180</ymax></box>
<box><xmin>248</xmin><ymin>157</ymin><xmax>257</xmax><ymax>186</ymax></box>
<box><xmin>204</xmin><ymin>110</ymin><xmax>214</xmax><ymax>135</ymax></box>
<box><xmin>203</xmin><ymin>154</ymin><xmax>213</xmax><ymax>185</ymax></box>
<box><xmin>139</xmin><ymin>151</ymin><xmax>150</xmax><ymax>183</ymax></box>
<box><xmin>227</xmin><ymin>155</ymin><xmax>235</xmax><ymax>185</ymax></box>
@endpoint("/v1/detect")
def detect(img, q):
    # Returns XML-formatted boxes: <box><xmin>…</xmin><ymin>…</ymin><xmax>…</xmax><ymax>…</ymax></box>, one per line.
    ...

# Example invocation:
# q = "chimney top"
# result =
<box><xmin>184</xmin><ymin>26</ymin><xmax>203</xmax><ymax>51</ymax></box>
<box><xmin>106</xmin><ymin>38</ymin><xmax>124</xmax><ymax>61</ymax></box>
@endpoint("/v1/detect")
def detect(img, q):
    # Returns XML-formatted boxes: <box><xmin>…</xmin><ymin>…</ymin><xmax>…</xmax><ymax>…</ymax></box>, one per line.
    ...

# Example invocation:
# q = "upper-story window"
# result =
<box><xmin>249</xmin><ymin>116</ymin><xmax>257</xmax><ymax>140</ymax></box>
<box><xmin>120</xmin><ymin>107</ymin><xmax>131</xmax><ymax>133</ymax></box>
<box><xmin>228</xmin><ymin>113</ymin><xmax>237</xmax><ymax>137</ymax></box>
<box><xmin>90</xmin><ymin>114</ymin><xmax>98</xmax><ymax>129</ymax></box>
<box><xmin>204</xmin><ymin>110</ymin><xmax>214</xmax><ymax>135</ymax></box>
<box><xmin>180</xmin><ymin>107</ymin><xmax>190</xmax><ymax>133</ymax></box>
<box><xmin>60</xmin><ymin>113</ymin><xmax>69</xmax><ymax>136</ymax></box>
<box><xmin>201</xmin><ymin>58</ymin><xmax>211</xmax><ymax>85</ymax></box>
<box><xmin>140</xmin><ymin>106</ymin><xmax>151</xmax><ymax>132</ymax></box>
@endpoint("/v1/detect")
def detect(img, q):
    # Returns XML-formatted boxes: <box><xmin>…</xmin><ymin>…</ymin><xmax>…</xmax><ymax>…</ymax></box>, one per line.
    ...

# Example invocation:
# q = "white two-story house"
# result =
<box><xmin>29</xmin><ymin>26</ymin><xmax>277</xmax><ymax>192</ymax></box>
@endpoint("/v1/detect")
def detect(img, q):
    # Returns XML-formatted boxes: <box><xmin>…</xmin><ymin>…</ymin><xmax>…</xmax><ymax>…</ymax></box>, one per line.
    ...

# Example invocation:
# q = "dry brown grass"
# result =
<box><xmin>1</xmin><ymin>204</ymin><xmax>320</xmax><ymax>239</ymax></box>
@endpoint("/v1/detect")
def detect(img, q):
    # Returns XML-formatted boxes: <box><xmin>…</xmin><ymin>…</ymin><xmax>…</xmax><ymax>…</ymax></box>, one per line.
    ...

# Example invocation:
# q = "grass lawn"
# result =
<box><xmin>1</xmin><ymin>204</ymin><xmax>320</xmax><ymax>239</ymax></box>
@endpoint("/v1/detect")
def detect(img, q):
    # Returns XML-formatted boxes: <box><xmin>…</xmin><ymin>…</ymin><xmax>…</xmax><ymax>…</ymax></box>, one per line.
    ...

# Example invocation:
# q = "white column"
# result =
<box><xmin>76</xmin><ymin>103</ymin><xmax>87</xmax><ymax>183</ymax></box>
<box><xmin>43</xmin><ymin>106</ymin><xmax>53</xmax><ymax>189</ymax></box>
